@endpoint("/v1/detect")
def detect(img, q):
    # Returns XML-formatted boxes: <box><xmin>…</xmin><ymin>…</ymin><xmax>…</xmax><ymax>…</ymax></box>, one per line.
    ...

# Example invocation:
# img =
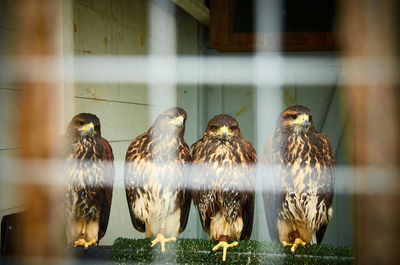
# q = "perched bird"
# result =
<box><xmin>65</xmin><ymin>113</ymin><xmax>114</xmax><ymax>249</ymax></box>
<box><xmin>125</xmin><ymin>107</ymin><xmax>191</xmax><ymax>251</ymax></box>
<box><xmin>263</xmin><ymin>105</ymin><xmax>335</xmax><ymax>253</ymax></box>
<box><xmin>191</xmin><ymin>114</ymin><xmax>257</xmax><ymax>262</ymax></box>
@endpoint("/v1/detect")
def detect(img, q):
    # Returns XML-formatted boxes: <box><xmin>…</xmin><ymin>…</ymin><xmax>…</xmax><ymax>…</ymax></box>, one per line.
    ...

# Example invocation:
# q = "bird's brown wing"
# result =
<box><xmin>124</xmin><ymin>133</ymin><xmax>147</xmax><ymax>233</ymax></box>
<box><xmin>262</xmin><ymin>136</ymin><xmax>281</xmax><ymax>242</ymax></box>
<box><xmin>240</xmin><ymin>139</ymin><xmax>257</xmax><ymax>240</ymax></box>
<box><xmin>315</xmin><ymin>132</ymin><xmax>335</xmax><ymax>244</ymax></box>
<box><xmin>240</xmin><ymin>189</ymin><xmax>254</xmax><ymax>240</ymax></box>
<box><xmin>98</xmin><ymin>137</ymin><xmax>114</xmax><ymax>240</ymax></box>
<box><xmin>178</xmin><ymin>142</ymin><xmax>192</xmax><ymax>233</ymax></box>
<box><xmin>315</xmin><ymin>132</ymin><xmax>335</xmax><ymax>206</ymax></box>
<box><xmin>243</xmin><ymin>139</ymin><xmax>258</xmax><ymax>164</ymax></box>
<box><xmin>190</xmin><ymin>140</ymin><xmax>202</xmax><ymax>213</ymax></box>
<box><xmin>190</xmin><ymin>139</ymin><xmax>204</xmax><ymax>204</ymax></box>
<box><xmin>190</xmin><ymin>138</ymin><xmax>213</xmax><ymax>235</ymax></box>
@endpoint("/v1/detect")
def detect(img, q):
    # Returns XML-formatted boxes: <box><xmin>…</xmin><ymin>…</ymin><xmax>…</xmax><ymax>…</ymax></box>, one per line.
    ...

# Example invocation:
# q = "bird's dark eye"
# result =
<box><xmin>95</xmin><ymin>125</ymin><xmax>100</xmax><ymax>130</ymax></box>
<box><xmin>289</xmin><ymin>115</ymin><xmax>297</xmax><ymax>120</ymax></box>
<box><xmin>230</xmin><ymin>125</ymin><xmax>238</xmax><ymax>130</ymax></box>
<box><xmin>210</xmin><ymin>125</ymin><xmax>219</xmax><ymax>130</ymax></box>
<box><xmin>79</xmin><ymin>121</ymin><xmax>84</xmax><ymax>126</ymax></box>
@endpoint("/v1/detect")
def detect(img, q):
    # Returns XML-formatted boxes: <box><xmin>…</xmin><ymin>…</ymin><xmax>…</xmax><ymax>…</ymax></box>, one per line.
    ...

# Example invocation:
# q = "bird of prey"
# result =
<box><xmin>263</xmin><ymin>105</ymin><xmax>335</xmax><ymax>253</ymax></box>
<box><xmin>65</xmin><ymin>113</ymin><xmax>114</xmax><ymax>249</ymax></box>
<box><xmin>191</xmin><ymin>114</ymin><xmax>257</xmax><ymax>261</ymax></box>
<box><xmin>125</xmin><ymin>107</ymin><xmax>191</xmax><ymax>251</ymax></box>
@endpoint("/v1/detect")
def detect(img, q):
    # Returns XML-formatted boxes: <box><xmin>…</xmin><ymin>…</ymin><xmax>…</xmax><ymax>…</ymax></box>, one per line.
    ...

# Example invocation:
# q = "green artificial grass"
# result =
<box><xmin>111</xmin><ymin>237</ymin><xmax>354</xmax><ymax>264</ymax></box>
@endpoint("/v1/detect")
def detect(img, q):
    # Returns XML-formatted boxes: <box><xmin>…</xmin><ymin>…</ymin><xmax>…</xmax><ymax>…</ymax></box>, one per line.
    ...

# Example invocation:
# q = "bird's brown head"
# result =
<box><xmin>151</xmin><ymin>107</ymin><xmax>187</xmax><ymax>137</ymax></box>
<box><xmin>277</xmin><ymin>105</ymin><xmax>314</xmax><ymax>134</ymax></box>
<box><xmin>204</xmin><ymin>114</ymin><xmax>242</xmax><ymax>142</ymax></box>
<box><xmin>67</xmin><ymin>113</ymin><xmax>101</xmax><ymax>139</ymax></box>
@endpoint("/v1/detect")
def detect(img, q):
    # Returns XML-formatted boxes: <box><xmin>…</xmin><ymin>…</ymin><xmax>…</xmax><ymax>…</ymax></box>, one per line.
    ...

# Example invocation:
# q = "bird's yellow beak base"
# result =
<box><xmin>79</xmin><ymin>122</ymin><xmax>94</xmax><ymax>135</ymax></box>
<box><xmin>170</xmin><ymin>115</ymin><xmax>184</xmax><ymax>127</ymax></box>
<box><xmin>294</xmin><ymin>114</ymin><xmax>309</xmax><ymax>128</ymax></box>
<box><xmin>216</xmin><ymin>125</ymin><xmax>232</xmax><ymax>138</ymax></box>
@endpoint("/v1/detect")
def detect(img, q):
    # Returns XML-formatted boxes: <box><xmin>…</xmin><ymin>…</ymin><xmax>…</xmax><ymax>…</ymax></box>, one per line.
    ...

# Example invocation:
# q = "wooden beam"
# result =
<box><xmin>339</xmin><ymin>0</ymin><xmax>400</xmax><ymax>264</ymax></box>
<box><xmin>15</xmin><ymin>0</ymin><xmax>65</xmax><ymax>259</ymax></box>
<box><xmin>172</xmin><ymin>0</ymin><xmax>209</xmax><ymax>26</ymax></box>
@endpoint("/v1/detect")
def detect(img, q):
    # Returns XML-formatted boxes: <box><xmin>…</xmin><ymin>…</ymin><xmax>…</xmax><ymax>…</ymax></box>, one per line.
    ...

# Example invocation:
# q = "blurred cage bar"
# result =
<box><xmin>339</xmin><ymin>0</ymin><xmax>400</xmax><ymax>264</ymax></box>
<box><xmin>0</xmin><ymin>0</ymin><xmax>398</xmax><ymax>264</ymax></box>
<box><xmin>13</xmin><ymin>0</ymin><xmax>66</xmax><ymax>262</ymax></box>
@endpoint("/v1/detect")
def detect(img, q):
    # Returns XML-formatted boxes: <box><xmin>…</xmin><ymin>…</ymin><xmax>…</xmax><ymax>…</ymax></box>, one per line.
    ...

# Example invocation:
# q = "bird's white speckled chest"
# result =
<box><xmin>278</xmin><ymin>134</ymin><xmax>331</xmax><ymax>231</ymax></box>
<box><xmin>132</xmin><ymin>161</ymin><xmax>181</xmax><ymax>222</ymax></box>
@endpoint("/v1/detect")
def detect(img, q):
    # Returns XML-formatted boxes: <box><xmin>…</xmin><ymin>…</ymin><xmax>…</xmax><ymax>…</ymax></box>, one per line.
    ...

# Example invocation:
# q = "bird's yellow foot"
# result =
<box><xmin>212</xmin><ymin>236</ymin><xmax>238</xmax><ymax>262</ymax></box>
<box><xmin>282</xmin><ymin>238</ymin><xmax>307</xmax><ymax>253</ymax></box>
<box><xmin>150</xmin><ymin>233</ymin><xmax>176</xmax><ymax>252</ymax></box>
<box><xmin>73</xmin><ymin>238</ymin><xmax>97</xmax><ymax>249</ymax></box>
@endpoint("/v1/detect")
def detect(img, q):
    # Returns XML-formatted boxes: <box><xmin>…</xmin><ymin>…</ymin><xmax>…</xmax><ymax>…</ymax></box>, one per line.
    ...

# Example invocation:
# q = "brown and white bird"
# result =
<box><xmin>125</xmin><ymin>107</ymin><xmax>191</xmax><ymax>251</ymax></box>
<box><xmin>65</xmin><ymin>113</ymin><xmax>114</xmax><ymax>249</ymax></box>
<box><xmin>263</xmin><ymin>105</ymin><xmax>335</xmax><ymax>253</ymax></box>
<box><xmin>191</xmin><ymin>114</ymin><xmax>257</xmax><ymax>262</ymax></box>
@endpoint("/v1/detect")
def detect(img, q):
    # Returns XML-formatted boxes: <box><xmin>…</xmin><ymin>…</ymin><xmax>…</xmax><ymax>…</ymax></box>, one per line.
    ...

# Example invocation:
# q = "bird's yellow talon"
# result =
<box><xmin>212</xmin><ymin>240</ymin><xmax>238</xmax><ymax>261</ymax></box>
<box><xmin>74</xmin><ymin>238</ymin><xmax>85</xmax><ymax>247</ymax></box>
<box><xmin>150</xmin><ymin>233</ymin><xmax>176</xmax><ymax>252</ymax></box>
<box><xmin>282</xmin><ymin>238</ymin><xmax>307</xmax><ymax>253</ymax></box>
<box><xmin>73</xmin><ymin>238</ymin><xmax>97</xmax><ymax>249</ymax></box>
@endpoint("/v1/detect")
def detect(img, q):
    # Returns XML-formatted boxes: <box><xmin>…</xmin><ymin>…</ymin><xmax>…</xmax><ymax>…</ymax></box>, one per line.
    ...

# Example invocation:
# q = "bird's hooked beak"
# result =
<box><xmin>80</xmin><ymin>122</ymin><xmax>95</xmax><ymax>136</ymax></box>
<box><xmin>216</xmin><ymin>125</ymin><xmax>232</xmax><ymax>140</ymax></box>
<box><xmin>295</xmin><ymin>114</ymin><xmax>310</xmax><ymax>129</ymax></box>
<box><xmin>170</xmin><ymin>115</ymin><xmax>184</xmax><ymax>127</ymax></box>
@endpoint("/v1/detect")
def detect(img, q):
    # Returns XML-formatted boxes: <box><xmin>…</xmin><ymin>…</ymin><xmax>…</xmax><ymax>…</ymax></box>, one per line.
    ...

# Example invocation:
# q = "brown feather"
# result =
<box><xmin>124</xmin><ymin>107</ymin><xmax>192</xmax><ymax>238</ymax></box>
<box><xmin>65</xmin><ymin>113</ymin><xmax>114</xmax><ymax>244</ymax></box>
<box><xmin>98</xmin><ymin>137</ymin><xmax>114</xmax><ymax>240</ymax></box>
<box><xmin>191</xmin><ymin>114</ymin><xmax>257</xmax><ymax>241</ymax></box>
<box><xmin>262</xmin><ymin>105</ymin><xmax>335</xmax><ymax>244</ymax></box>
